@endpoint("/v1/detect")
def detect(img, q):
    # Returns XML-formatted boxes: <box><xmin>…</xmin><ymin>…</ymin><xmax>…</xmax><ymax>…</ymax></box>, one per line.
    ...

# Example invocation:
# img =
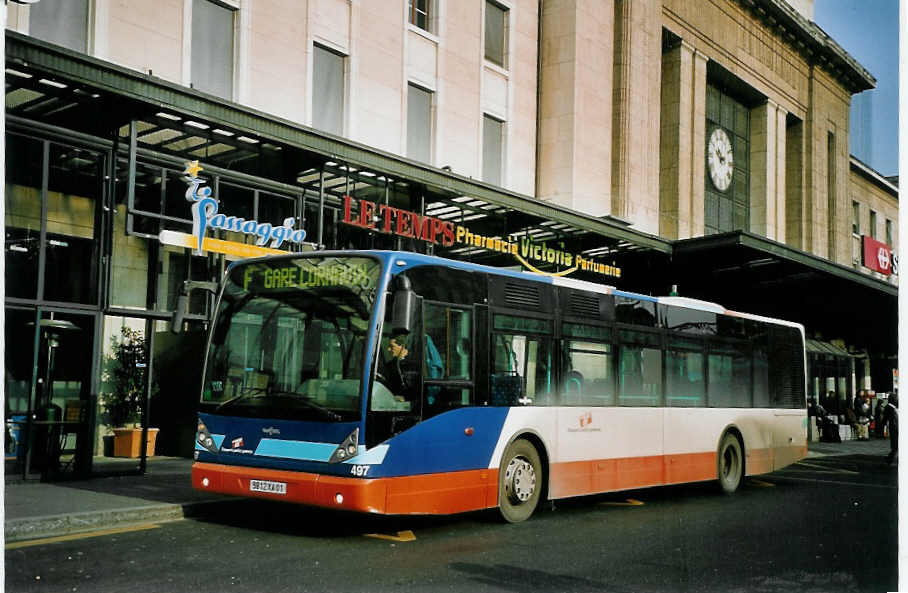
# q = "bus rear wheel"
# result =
<box><xmin>717</xmin><ymin>432</ymin><xmax>743</xmax><ymax>494</ymax></box>
<box><xmin>498</xmin><ymin>438</ymin><xmax>542</xmax><ymax>523</ymax></box>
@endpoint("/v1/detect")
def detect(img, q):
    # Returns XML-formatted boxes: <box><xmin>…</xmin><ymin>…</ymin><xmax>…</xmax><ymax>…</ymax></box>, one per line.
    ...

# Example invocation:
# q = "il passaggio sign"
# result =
<box><xmin>342</xmin><ymin>195</ymin><xmax>621</xmax><ymax>279</ymax></box>
<box><xmin>159</xmin><ymin>161</ymin><xmax>308</xmax><ymax>257</ymax></box>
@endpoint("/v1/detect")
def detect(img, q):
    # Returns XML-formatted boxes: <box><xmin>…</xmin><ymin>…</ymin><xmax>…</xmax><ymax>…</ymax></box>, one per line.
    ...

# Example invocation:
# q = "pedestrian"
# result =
<box><xmin>856</xmin><ymin>391</ymin><xmax>872</xmax><ymax>440</ymax></box>
<box><xmin>874</xmin><ymin>396</ymin><xmax>886</xmax><ymax>438</ymax></box>
<box><xmin>882</xmin><ymin>392</ymin><xmax>898</xmax><ymax>464</ymax></box>
<box><xmin>844</xmin><ymin>398</ymin><xmax>859</xmax><ymax>440</ymax></box>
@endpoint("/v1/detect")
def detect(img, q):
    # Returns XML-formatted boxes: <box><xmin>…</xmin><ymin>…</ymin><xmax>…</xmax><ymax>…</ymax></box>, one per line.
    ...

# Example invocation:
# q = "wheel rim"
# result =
<box><xmin>504</xmin><ymin>456</ymin><xmax>536</xmax><ymax>504</ymax></box>
<box><xmin>722</xmin><ymin>445</ymin><xmax>739</xmax><ymax>480</ymax></box>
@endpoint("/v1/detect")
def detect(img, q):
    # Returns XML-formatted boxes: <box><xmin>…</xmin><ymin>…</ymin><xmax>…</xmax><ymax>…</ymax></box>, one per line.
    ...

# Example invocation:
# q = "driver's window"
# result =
<box><xmin>422</xmin><ymin>302</ymin><xmax>474</xmax><ymax>417</ymax></box>
<box><xmin>371</xmin><ymin>304</ymin><xmax>421</xmax><ymax>412</ymax></box>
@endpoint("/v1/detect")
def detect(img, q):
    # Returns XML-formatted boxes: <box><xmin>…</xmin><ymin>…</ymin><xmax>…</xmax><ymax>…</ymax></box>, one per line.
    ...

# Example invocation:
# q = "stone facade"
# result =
<box><xmin>6</xmin><ymin>0</ymin><xmax>893</xmax><ymax>273</ymax></box>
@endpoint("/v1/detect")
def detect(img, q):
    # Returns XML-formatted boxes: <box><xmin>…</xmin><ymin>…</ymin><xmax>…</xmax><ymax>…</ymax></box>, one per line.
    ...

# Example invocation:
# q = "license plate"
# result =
<box><xmin>249</xmin><ymin>479</ymin><xmax>287</xmax><ymax>495</ymax></box>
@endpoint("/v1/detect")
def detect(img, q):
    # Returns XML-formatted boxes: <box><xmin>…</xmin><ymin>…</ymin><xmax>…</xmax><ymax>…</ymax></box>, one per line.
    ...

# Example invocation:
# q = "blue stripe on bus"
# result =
<box><xmin>373</xmin><ymin>407</ymin><xmax>510</xmax><ymax>477</ymax></box>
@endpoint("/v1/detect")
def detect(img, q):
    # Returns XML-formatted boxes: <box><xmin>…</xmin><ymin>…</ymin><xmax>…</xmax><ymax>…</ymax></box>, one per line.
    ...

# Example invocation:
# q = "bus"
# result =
<box><xmin>191</xmin><ymin>250</ymin><xmax>807</xmax><ymax>522</ymax></box>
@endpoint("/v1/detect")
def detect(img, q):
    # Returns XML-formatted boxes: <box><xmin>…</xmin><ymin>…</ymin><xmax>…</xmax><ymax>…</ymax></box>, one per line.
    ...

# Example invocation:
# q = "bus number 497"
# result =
<box><xmin>351</xmin><ymin>465</ymin><xmax>370</xmax><ymax>476</ymax></box>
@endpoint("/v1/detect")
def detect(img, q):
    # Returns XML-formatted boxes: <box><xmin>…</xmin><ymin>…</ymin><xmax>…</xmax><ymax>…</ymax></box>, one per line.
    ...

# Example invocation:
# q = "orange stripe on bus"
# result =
<box><xmin>192</xmin><ymin>462</ymin><xmax>496</xmax><ymax>515</ymax></box>
<box><xmin>193</xmin><ymin>444</ymin><xmax>805</xmax><ymax>515</ymax></box>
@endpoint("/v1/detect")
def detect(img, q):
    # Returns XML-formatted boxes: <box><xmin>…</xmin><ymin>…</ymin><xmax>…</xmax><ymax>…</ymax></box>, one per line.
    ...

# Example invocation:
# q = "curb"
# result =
<box><xmin>5</xmin><ymin>498</ymin><xmax>238</xmax><ymax>543</ymax></box>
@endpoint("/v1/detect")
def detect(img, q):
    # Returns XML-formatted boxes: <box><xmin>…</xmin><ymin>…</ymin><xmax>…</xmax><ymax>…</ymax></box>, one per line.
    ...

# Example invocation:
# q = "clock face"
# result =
<box><xmin>707</xmin><ymin>127</ymin><xmax>734</xmax><ymax>192</ymax></box>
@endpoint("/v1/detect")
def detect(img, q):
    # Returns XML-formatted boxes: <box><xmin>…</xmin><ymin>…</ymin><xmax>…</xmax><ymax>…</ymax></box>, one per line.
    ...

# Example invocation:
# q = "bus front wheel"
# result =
<box><xmin>498</xmin><ymin>438</ymin><xmax>542</xmax><ymax>523</ymax></box>
<box><xmin>717</xmin><ymin>432</ymin><xmax>743</xmax><ymax>494</ymax></box>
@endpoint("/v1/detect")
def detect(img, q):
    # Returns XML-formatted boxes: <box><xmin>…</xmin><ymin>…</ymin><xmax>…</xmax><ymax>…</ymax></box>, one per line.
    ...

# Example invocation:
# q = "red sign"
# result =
<box><xmin>342</xmin><ymin>196</ymin><xmax>455</xmax><ymax>246</ymax></box>
<box><xmin>862</xmin><ymin>235</ymin><xmax>892</xmax><ymax>275</ymax></box>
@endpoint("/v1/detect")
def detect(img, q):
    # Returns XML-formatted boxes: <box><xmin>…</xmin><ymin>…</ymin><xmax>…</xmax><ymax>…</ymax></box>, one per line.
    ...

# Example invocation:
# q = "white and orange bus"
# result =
<box><xmin>192</xmin><ymin>251</ymin><xmax>807</xmax><ymax>522</ymax></box>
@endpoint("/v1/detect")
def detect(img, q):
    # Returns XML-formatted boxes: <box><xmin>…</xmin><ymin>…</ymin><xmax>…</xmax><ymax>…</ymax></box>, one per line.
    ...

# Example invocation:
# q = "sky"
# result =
<box><xmin>814</xmin><ymin>0</ymin><xmax>899</xmax><ymax>177</ymax></box>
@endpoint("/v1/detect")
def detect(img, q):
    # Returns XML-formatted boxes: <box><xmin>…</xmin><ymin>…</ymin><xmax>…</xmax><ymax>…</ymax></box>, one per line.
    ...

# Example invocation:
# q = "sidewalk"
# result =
<box><xmin>4</xmin><ymin>456</ymin><xmax>233</xmax><ymax>543</ymax></box>
<box><xmin>4</xmin><ymin>438</ymin><xmax>898</xmax><ymax>543</ymax></box>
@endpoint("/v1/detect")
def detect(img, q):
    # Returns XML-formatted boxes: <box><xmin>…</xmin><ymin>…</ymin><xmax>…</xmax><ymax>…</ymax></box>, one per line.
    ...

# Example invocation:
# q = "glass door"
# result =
<box><xmin>5</xmin><ymin>307</ymin><xmax>38</xmax><ymax>477</ymax></box>
<box><xmin>8</xmin><ymin>309</ymin><xmax>97</xmax><ymax>479</ymax></box>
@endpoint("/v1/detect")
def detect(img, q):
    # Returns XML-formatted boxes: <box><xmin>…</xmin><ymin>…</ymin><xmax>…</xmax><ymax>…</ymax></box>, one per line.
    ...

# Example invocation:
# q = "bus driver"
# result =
<box><xmin>378</xmin><ymin>333</ymin><xmax>417</xmax><ymax>401</ymax></box>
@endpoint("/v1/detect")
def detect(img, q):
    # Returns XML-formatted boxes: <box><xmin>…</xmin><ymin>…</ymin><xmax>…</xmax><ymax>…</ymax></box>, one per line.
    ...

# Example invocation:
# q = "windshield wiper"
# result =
<box><xmin>216</xmin><ymin>388</ymin><xmax>342</xmax><ymax>421</ymax></box>
<box><xmin>215</xmin><ymin>386</ymin><xmax>269</xmax><ymax>411</ymax></box>
<box><xmin>273</xmin><ymin>392</ymin><xmax>343</xmax><ymax>422</ymax></box>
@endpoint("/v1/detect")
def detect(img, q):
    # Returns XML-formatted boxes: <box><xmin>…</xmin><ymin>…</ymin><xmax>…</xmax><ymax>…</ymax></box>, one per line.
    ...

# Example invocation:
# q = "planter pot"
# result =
<box><xmin>112</xmin><ymin>428</ymin><xmax>159</xmax><ymax>458</ymax></box>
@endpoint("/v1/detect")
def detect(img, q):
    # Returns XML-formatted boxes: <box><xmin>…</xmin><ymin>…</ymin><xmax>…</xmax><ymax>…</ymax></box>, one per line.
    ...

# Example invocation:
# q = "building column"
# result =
<box><xmin>690</xmin><ymin>49</ymin><xmax>707</xmax><ymax>237</ymax></box>
<box><xmin>750</xmin><ymin>100</ymin><xmax>789</xmax><ymax>242</ymax></box>
<box><xmin>611</xmin><ymin>0</ymin><xmax>661</xmax><ymax>232</ymax></box>
<box><xmin>774</xmin><ymin>105</ymin><xmax>787</xmax><ymax>243</ymax></box>
<box><xmin>659</xmin><ymin>40</ymin><xmax>705</xmax><ymax>240</ymax></box>
<box><xmin>537</xmin><ymin>0</ymin><xmax>614</xmax><ymax>216</ymax></box>
<box><xmin>785</xmin><ymin>118</ymin><xmax>805</xmax><ymax>249</ymax></box>
<box><xmin>750</xmin><ymin>100</ymin><xmax>776</xmax><ymax>238</ymax></box>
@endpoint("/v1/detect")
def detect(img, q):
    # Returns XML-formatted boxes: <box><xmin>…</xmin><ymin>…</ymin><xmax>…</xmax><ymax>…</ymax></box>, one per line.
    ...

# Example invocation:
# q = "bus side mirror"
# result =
<box><xmin>391</xmin><ymin>275</ymin><xmax>416</xmax><ymax>336</ymax></box>
<box><xmin>172</xmin><ymin>293</ymin><xmax>190</xmax><ymax>333</ymax></box>
<box><xmin>171</xmin><ymin>280</ymin><xmax>219</xmax><ymax>334</ymax></box>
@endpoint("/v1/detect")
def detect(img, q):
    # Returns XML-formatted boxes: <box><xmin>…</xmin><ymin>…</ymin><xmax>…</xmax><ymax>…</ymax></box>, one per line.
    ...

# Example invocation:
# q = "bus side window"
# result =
<box><xmin>561</xmin><ymin>340</ymin><xmax>614</xmax><ymax>406</ymax></box>
<box><xmin>490</xmin><ymin>332</ymin><xmax>553</xmax><ymax>406</ymax></box>
<box><xmin>618</xmin><ymin>329</ymin><xmax>662</xmax><ymax>407</ymax></box>
<box><xmin>707</xmin><ymin>342</ymin><xmax>752</xmax><ymax>408</ymax></box>
<box><xmin>665</xmin><ymin>337</ymin><xmax>705</xmax><ymax>407</ymax></box>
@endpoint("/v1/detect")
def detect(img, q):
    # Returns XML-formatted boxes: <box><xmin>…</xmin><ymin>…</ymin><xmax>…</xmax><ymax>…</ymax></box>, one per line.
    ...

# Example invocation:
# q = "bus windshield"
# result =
<box><xmin>201</xmin><ymin>255</ymin><xmax>381</xmax><ymax>422</ymax></box>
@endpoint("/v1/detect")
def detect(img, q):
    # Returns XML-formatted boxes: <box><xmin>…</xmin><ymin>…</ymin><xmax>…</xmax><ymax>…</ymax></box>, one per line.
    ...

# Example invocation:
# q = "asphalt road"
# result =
<box><xmin>6</xmin><ymin>453</ymin><xmax>898</xmax><ymax>593</ymax></box>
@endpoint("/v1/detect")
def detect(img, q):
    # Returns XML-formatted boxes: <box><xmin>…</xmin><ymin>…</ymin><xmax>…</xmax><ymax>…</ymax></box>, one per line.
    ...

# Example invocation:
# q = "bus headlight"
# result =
<box><xmin>329</xmin><ymin>427</ymin><xmax>359</xmax><ymax>463</ymax></box>
<box><xmin>196</xmin><ymin>419</ymin><xmax>219</xmax><ymax>454</ymax></box>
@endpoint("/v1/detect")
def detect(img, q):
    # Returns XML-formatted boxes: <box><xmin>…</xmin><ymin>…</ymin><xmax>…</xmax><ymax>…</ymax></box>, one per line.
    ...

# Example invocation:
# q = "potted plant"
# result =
<box><xmin>102</xmin><ymin>326</ymin><xmax>159</xmax><ymax>458</ymax></box>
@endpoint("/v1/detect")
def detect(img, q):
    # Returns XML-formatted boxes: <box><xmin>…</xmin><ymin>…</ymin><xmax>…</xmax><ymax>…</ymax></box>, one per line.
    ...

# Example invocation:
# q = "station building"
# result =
<box><xmin>3</xmin><ymin>0</ymin><xmax>897</xmax><ymax>478</ymax></box>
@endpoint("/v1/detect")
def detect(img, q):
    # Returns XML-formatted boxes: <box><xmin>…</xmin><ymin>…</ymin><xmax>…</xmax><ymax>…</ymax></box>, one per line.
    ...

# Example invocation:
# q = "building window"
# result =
<box><xmin>408</xmin><ymin>0</ymin><xmax>432</xmax><ymax>32</ymax></box>
<box><xmin>484</xmin><ymin>1</ymin><xmax>508</xmax><ymax>68</ymax></box>
<box><xmin>191</xmin><ymin>0</ymin><xmax>236</xmax><ymax>99</ymax></box>
<box><xmin>29</xmin><ymin>0</ymin><xmax>89</xmax><ymax>53</ymax></box>
<box><xmin>827</xmin><ymin>132</ymin><xmax>836</xmax><ymax>257</ymax></box>
<box><xmin>886</xmin><ymin>219</ymin><xmax>893</xmax><ymax>246</ymax></box>
<box><xmin>704</xmin><ymin>85</ymin><xmax>750</xmax><ymax>235</ymax></box>
<box><xmin>407</xmin><ymin>84</ymin><xmax>433</xmax><ymax>163</ymax></box>
<box><xmin>869</xmin><ymin>210</ymin><xmax>877</xmax><ymax>239</ymax></box>
<box><xmin>482</xmin><ymin>115</ymin><xmax>504</xmax><ymax>186</ymax></box>
<box><xmin>312</xmin><ymin>44</ymin><xmax>346</xmax><ymax>136</ymax></box>
<box><xmin>852</xmin><ymin>201</ymin><xmax>860</xmax><ymax>235</ymax></box>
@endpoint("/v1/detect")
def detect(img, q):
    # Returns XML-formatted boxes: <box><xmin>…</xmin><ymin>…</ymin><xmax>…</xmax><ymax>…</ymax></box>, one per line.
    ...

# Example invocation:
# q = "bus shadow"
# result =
<box><xmin>188</xmin><ymin>497</ymin><xmax>495</xmax><ymax>539</ymax></box>
<box><xmin>188</xmin><ymin>479</ymin><xmax>771</xmax><ymax>537</ymax></box>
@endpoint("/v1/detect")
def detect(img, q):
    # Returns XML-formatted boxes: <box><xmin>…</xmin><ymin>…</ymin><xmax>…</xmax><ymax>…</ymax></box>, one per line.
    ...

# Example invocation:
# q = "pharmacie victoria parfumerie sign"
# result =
<box><xmin>160</xmin><ymin>161</ymin><xmax>621</xmax><ymax>280</ymax></box>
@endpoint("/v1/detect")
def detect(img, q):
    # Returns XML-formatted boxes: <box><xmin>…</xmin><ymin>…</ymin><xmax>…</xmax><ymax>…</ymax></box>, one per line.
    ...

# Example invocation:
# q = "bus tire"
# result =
<box><xmin>498</xmin><ymin>438</ymin><xmax>543</xmax><ymax>523</ymax></box>
<box><xmin>717</xmin><ymin>432</ymin><xmax>743</xmax><ymax>494</ymax></box>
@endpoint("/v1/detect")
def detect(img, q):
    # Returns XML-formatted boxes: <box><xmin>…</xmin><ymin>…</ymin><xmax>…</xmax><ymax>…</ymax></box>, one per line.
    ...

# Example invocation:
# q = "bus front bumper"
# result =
<box><xmin>191</xmin><ymin>461</ymin><xmax>389</xmax><ymax>513</ymax></box>
<box><xmin>192</xmin><ymin>461</ymin><xmax>498</xmax><ymax>515</ymax></box>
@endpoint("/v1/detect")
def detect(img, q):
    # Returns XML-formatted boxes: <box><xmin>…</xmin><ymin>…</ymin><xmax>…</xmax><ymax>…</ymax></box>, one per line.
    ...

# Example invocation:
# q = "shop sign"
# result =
<box><xmin>160</xmin><ymin>161</ymin><xmax>308</xmax><ymax>257</ymax></box>
<box><xmin>862</xmin><ymin>235</ymin><xmax>893</xmax><ymax>275</ymax></box>
<box><xmin>342</xmin><ymin>195</ymin><xmax>621</xmax><ymax>279</ymax></box>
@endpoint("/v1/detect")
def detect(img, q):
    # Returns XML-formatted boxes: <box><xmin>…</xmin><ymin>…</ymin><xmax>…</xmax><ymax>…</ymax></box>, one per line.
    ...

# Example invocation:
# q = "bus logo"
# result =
<box><xmin>231</xmin><ymin>437</ymin><xmax>244</xmax><ymax>449</ymax></box>
<box><xmin>262</xmin><ymin>427</ymin><xmax>281</xmax><ymax>436</ymax></box>
<box><xmin>568</xmin><ymin>411</ymin><xmax>601</xmax><ymax>433</ymax></box>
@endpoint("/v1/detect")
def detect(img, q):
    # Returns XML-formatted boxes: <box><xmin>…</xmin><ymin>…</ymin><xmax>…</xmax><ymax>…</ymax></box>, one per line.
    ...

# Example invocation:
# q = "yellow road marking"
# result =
<box><xmin>599</xmin><ymin>498</ymin><xmax>644</xmax><ymax>507</ymax></box>
<box><xmin>364</xmin><ymin>530</ymin><xmax>416</xmax><ymax>542</ymax></box>
<box><xmin>747</xmin><ymin>479</ymin><xmax>775</xmax><ymax>487</ymax></box>
<box><xmin>793</xmin><ymin>461</ymin><xmax>859</xmax><ymax>475</ymax></box>
<box><xmin>6</xmin><ymin>524</ymin><xmax>161</xmax><ymax>550</ymax></box>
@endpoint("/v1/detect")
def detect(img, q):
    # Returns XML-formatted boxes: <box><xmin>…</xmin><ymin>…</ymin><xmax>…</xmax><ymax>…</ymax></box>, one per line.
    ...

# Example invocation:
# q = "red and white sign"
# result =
<box><xmin>862</xmin><ymin>236</ymin><xmax>893</xmax><ymax>275</ymax></box>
